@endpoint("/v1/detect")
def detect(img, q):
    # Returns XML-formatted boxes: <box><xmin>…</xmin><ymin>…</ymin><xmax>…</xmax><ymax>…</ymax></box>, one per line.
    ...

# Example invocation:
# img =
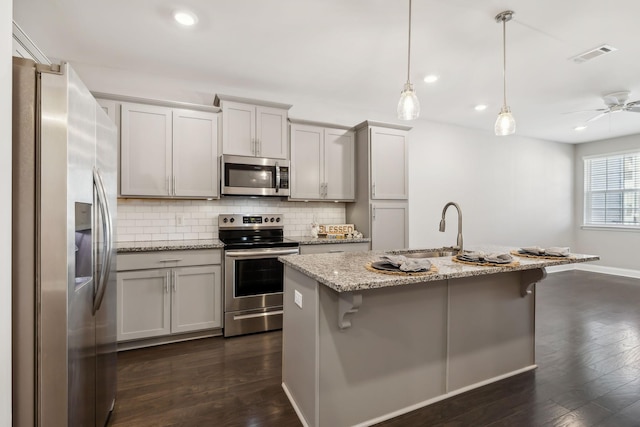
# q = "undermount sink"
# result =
<box><xmin>403</xmin><ymin>250</ymin><xmax>457</xmax><ymax>258</ymax></box>
<box><xmin>387</xmin><ymin>248</ymin><xmax>458</xmax><ymax>258</ymax></box>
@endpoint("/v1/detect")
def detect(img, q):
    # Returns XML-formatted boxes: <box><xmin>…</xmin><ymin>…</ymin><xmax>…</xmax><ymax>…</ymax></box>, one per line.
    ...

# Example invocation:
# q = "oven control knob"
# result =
<box><xmin>230</xmin><ymin>218</ymin><xmax>235</xmax><ymax>223</ymax></box>
<box><xmin>276</xmin><ymin>217</ymin><xmax>281</xmax><ymax>223</ymax></box>
<box><xmin>223</xmin><ymin>218</ymin><xmax>228</xmax><ymax>223</ymax></box>
<box><xmin>270</xmin><ymin>217</ymin><xmax>274</xmax><ymax>222</ymax></box>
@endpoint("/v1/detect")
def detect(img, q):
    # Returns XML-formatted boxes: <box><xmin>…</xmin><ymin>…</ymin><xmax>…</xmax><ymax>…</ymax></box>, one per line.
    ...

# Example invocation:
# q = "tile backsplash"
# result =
<box><xmin>116</xmin><ymin>198</ymin><xmax>346</xmax><ymax>242</ymax></box>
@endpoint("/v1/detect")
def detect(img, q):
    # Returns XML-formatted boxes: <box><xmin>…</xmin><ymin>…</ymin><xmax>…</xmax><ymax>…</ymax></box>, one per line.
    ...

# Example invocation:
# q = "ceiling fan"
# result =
<box><xmin>582</xmin><ymin>91</ymin><xmax>640</xmax><ymax>122</ymax></box>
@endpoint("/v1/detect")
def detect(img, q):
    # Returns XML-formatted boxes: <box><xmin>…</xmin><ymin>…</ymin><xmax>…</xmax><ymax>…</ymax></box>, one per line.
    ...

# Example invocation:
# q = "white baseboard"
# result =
<box><xmin>546</xmin><ymin>264</ymin><xmax>575</xmax><ymax>273</ymax></box>
<box><xmin>547</xmin><ymin>263</ymin><xmax>640</xmax><ymax>280</ymax></box>
<box><xmin>575</xmin><ymin>263</ymin><xmax>640</xmax><ymax>279</ymax></box>
<box><xmin>282</xmin><ymin>382</ymin><xmax>310</xmax><ymax>427</ymax></box>
<box><xmin>353</xmin><ymin>365</ymin><xmax>538</xmax><ymax>427</ymax></box>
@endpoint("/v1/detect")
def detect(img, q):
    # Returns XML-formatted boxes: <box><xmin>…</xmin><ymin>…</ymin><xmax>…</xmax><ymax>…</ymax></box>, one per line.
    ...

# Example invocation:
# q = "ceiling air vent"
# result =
<box><xmin>571</xmin><ymin>44</ymin><xmax>617</xmax><ymax>63</ymax></box>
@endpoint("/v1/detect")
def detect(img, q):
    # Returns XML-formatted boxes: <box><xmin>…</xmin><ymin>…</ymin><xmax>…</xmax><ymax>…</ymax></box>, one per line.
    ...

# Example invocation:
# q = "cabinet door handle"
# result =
<box><xmin>165</xmin><ymin>272</ymin><xmax>169</xmax><ymax>293</ymax></box>
<box><xmin>324</xmin><ymin>183</ymin><xmax>328</xmax><ymax>197</ymax></box>
<box><xmin>251</xmin><ymin>138</ymin><xmax>256</xmax><ymax>155</ymax></box>
<box><xmin>256</xmin><ymin>139</ymin><xmax>261</xmax><ymax>156</ymax></box>
<box><xmin>166</xmin><ymin>176</ymin><xmax>171</xmax><ymax>196</ymax></box>
<box><xmin>372</xmin><ymin>206</ymin><xmax>376</xmax><ymax>220</ymax></box>
<box><xmin>372</xmin><ymin>182</ymin><xmax>376</xmax><ymax>197</ymax></box>
<box><xmin>172</xmin><ymin>176</ymin><xmax>176</xmax><ymax>196</ymax></box>
<box><xmin>172</xmin><ymin>271</ymin><xmax>177</xmax><ymax>293</ymax></box>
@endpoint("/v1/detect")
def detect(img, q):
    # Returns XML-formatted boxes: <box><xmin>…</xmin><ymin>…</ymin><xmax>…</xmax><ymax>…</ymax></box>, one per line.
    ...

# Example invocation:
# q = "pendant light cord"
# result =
<box><xmin>407</xmin><ymin>0</ymin><xmax>412</xmax><ymax>84</ymax></box>
<box><xmin>502</xmin><ymin>17</ymin><xmax>507</xmax><ymax>107</ymax></box>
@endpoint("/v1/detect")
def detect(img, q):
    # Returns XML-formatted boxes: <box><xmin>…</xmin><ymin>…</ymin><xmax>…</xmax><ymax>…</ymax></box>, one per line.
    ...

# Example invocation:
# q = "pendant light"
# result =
<box><xmin>397</xmin><ymin>0</ymin><xmax>420</xmax><ymax>120</ymax></box>
<box><xmin>494</xmin><ymin>10</ymin><xmax>515</xmax><ymax>136</ymax></box>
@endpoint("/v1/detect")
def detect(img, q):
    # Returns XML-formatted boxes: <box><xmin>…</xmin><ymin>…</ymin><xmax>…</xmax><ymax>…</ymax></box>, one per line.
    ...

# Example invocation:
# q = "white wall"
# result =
<box><xmin>70</xmin><ymin>61</ymin><xmax>576</xmax><ymax>253</ymax></box>
<box><xmin>408</xmin><ymin>121</ymin><xmax>575</xmax><ymax>250</ymax></box>
<box><xmin>574</xmin><ymin>134</ymin><xmax>640</xmax><ymax>271</ymax></box>
<box><xmin>2</xmin><ymin>0</ymin><xmax>13</xmax><ymax>424</ymax></box>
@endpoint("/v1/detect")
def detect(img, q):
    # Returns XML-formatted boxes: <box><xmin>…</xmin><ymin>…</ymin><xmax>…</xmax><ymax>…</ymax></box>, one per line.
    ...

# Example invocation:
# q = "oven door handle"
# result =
<box><xmin>225</xmin><ymin>248</ymin><xmax>299</xmax><ymax>258</ymax></box>
<box><xmin>233</xmin><ymin>310</ymin><xmax>284</xmax><ymax>321</ymax></box>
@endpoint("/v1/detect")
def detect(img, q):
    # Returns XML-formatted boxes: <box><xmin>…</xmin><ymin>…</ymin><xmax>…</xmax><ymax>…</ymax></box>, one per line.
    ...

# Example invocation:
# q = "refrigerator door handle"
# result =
<box><xmin>93</xmin><ymin>167</ymin><xmax>113</xmax><ymax>314</ymax></box>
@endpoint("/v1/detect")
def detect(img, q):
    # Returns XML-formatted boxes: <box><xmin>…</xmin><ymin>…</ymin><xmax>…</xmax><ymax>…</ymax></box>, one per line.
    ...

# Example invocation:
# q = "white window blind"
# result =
<box><xmin>584</xmin><ymin>152</ymin><xmax>640</xmax><ymax>227</ymax></box>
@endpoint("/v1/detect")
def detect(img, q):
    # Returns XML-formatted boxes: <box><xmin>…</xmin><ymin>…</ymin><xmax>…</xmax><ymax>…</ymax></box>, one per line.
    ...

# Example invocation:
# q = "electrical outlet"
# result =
<box><xmin>294</xmin><ymin>290</ymin><xmax>303</xmax><ymax>308</ymax></box>
<box><xmin>176</xmin><ymin>213</ymin><xmax>185</xmax><ymax>226</ymax></box>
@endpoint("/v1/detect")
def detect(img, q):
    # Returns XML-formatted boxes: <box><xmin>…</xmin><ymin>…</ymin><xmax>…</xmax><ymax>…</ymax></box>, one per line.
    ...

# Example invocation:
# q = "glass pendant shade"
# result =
<box><xmin>494</xmin><ymin>106</ymin><xmax>516</xmax><ymax>135</ymax></box>
<box><xmin>397</xmin><ymin>82</ymin><xmax>420</xmax><ymax>120</ymax></box>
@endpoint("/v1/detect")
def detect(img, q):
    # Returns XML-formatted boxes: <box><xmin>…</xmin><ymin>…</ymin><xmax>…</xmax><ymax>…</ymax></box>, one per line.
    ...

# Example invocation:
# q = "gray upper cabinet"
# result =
<box><xmin>290</xmin><ymin>120</ymin><xmax>355</xmax><ymax>201</ymax></box>
<box><xmin>215</xmin><ymin>94</ymin><xmax>292</xmax><ymax>160</ymax></box>
<box><xmin>116</xmin><ymin>101</ymin><xmax>219</xmax><ymax>199</ymax></box>
<box><xmin>121</xmin><ymin>103</ymin><xmax>173</xmax><ymax>197</ymax></box>
<box><xmin>172</xmin><ymin>109</ymin><xmax>220</xmax><ymax>198</ymax></box>
<box><xmin>370</xmin><ymin>126</ymin><xmax>409</xmax><ymax>200</ymax></box>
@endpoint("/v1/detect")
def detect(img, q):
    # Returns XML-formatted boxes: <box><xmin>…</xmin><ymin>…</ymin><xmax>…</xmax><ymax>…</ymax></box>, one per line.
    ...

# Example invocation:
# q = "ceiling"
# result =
<box><xmin>13</xmin><ymin>0</ymin><xmax>640</xmax><ymax>143</ymax></box>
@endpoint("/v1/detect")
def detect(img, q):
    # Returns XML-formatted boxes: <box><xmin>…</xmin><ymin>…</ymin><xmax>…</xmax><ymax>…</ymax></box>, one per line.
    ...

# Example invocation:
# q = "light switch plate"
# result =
<box><xmin>294</xmin><ymin>290</ymin><xmax>303</xmax><ymax>308</ymax></box>
<box><xmin>176</xmin><ymin>213</ymin><xmax>185</xmax><ymax>226</ymax></box>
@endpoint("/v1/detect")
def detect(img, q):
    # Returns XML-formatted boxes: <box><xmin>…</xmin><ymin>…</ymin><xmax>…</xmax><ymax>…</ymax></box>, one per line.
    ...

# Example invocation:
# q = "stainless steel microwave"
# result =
<box><xmin>221</xmin><ymin>155</ymin><xmax>290</xmax><ymax>197</ymax></box>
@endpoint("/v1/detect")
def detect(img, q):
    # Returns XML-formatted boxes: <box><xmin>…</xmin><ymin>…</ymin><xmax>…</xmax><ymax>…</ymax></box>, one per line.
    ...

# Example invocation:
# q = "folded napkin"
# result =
<box><xmin>483</xmin><ymin>253</ymin><xmax>514</xmax><ymax>264</ymax></box>
<box><xmin>379</xmin><ymin>255</ymin><xmax>432</xmax><ymax>272</ymax></box>
<box><xmin>457</xmin><ymin>251</ymin><xmax>484</xmax><ymax>262</ymax></box>
<box><xmin>520</xmin><ymin>246</ymin><xmax>570</xmax><ymax>257</ymax></box>
<box><xmin>544</xmin><ymin>247</ymin><xmax>570</xmax><ymax>257</ymax></box>
<box><xmin>457</xmin><ymin>251</ymin><xmax>513</xmax><ymax>264</ymax></box>
<box><xmin>520</xmin><ymin>246</ymin><xmax>544</xmax><ymax>255</ymax></box>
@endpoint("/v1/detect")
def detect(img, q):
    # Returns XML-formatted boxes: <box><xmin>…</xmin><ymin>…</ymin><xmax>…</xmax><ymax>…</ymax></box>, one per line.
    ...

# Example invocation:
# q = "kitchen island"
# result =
<box><xmin>279</xmin><ymin>248</ymin><xmax>598</xmax><ymax>427</ymax></box>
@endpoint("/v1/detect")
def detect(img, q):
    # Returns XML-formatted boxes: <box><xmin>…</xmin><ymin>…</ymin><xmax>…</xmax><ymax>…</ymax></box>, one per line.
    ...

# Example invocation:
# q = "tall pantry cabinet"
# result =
<box><xmin>346</xmin><ymin>121</ymin><xmax>411</xmax><ymax>251</ymax></box>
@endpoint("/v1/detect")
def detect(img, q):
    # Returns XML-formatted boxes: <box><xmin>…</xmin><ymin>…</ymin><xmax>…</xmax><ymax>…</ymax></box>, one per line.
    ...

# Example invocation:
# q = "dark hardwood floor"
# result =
<box><xmin>110</xmin><ymin>271</ymin><xmax>640</xmax><ymax>427</ymax></box>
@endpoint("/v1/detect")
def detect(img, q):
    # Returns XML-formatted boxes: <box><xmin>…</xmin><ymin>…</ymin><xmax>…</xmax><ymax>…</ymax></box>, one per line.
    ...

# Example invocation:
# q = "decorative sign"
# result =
<box><xmin>318</xmin><ymin>224</ymin><xmax>355</xmax><ymax>235</ymax></box>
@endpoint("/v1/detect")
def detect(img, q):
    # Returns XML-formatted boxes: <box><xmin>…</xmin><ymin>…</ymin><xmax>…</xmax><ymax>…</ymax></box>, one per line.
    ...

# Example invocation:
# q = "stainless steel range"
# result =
<box><xmin>219</xmin><ymin>213</ymin><xmax>299</xmax><ymax>337</ymax></box>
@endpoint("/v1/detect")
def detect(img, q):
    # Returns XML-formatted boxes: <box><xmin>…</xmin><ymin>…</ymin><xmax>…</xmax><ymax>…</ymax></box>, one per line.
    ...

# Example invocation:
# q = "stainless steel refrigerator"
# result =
<box><xmin>12</xmin><ymin>57</ymin><xmax>118</xmax><ymax>427</ymax></box>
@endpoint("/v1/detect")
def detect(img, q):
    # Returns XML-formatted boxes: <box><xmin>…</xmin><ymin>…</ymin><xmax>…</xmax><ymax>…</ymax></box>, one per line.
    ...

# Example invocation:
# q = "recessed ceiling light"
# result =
<box><xmin>574</xmin><ymin>125</ymin><xmax>587</xmax><ymax>131</ymax></box>
<box><xmin>423</xmin><ymin>74</ymin><xmax>439</xmax><ymax>83</ymax></box>
<box><xmin>174</xmin><ymin>11</ymin><xmax>197</xmax><ymax>26</ymax></box>
<box><xmin>474</xmin><ymin>104</ymin><xmax>488</xmax><ymax>111</ymax></box>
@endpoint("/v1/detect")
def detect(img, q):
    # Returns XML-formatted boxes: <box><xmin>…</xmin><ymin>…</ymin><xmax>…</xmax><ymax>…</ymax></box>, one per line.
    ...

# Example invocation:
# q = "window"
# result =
<box><xmin>584</xmin><ymin>152</ymin><xmax>640</xmax><ymax>227</ymax></box>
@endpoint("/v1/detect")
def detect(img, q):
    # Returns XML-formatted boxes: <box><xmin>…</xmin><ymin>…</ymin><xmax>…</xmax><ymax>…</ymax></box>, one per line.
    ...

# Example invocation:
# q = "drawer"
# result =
<box><xmin>117</xmin><ymin>249</ymin><xmax>222</xmax><ymax>271</ymax></box>
<box><xmin>299</xmin><ymin>242</ymin><xmax>370</xmax><ymax>255</ymax></box>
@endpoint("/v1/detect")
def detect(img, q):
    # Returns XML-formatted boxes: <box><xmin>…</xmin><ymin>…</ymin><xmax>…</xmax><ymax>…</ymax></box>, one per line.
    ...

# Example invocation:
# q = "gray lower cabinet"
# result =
<box><xmin>116</xmin><ymin>250</ymin><xmax>222</xmax><ymax>343</ymax></box>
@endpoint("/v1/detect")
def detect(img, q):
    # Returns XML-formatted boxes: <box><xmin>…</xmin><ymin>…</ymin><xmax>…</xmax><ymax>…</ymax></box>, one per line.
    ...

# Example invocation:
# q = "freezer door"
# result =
<box><xmin>38</xmin><ymin>62</ymin><xmax>99</xmax><ymax>426</ymax></box>
<box><xmin>94</xmin><ymin>103</ymin><xmax>118</xmax><ymax>426</ymax></box>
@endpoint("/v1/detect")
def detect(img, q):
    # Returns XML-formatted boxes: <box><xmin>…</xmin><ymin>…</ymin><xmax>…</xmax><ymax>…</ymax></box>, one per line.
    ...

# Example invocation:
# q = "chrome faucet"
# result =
<box><xmin>439</xmin><ymin>202</ymin><xmax>463</xmax><ymax>254</ymax></box>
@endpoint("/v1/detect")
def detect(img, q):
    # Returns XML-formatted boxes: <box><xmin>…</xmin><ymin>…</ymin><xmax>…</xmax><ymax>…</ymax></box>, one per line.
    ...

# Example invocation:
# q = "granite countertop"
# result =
<box><xmin>117</xmin><ymin>239</ymin><xmax>225</xmax><ymax>253</ymax></box>
<box><xmin>287</xmin><ymin>236</ymin><xmax>371</xmax><ymax>245</ymax></box>
<box><xmin>278</xmin><ymin>246</ymin><xmax>600</xmax><ymax>292</ymax></box>
<box><xmin>117</xmin><ymin>236</ymin><xmax>369</xmax><ymax>253</ymax></box>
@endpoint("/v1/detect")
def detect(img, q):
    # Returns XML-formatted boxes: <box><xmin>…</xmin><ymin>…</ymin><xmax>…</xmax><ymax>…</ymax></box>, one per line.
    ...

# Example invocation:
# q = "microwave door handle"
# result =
<box><xmin>275</xmin><ymin>162</ymin><xmax>281</xmax><ymax>193</ymax></box>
